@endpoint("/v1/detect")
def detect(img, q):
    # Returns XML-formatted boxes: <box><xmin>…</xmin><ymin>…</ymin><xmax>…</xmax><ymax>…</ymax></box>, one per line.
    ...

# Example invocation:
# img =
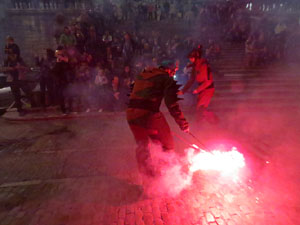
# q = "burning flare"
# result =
<box><xmin>186</xmin><ymin>146</ymin><xmax>245</xmax><ymax>181</ymax></box>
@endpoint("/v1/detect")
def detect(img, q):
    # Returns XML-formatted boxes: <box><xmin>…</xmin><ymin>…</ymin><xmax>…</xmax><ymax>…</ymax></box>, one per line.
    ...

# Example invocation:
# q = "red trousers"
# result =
<box><xmin>197</xmin><ymin>88</ymin><xmax>215</xmax><ymax>109</ymax></box>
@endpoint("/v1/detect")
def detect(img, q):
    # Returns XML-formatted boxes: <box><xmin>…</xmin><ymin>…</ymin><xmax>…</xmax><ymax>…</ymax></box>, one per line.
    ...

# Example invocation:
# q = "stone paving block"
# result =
<box><xmin>239</xmin><ymin>205</ymin><xmax>250</xmax><ymax>213</ymax></box>
<box><xmin>166</xmin><ymin>203</ymin><xmax>176</xmax><ymax>213</ymax></box>
<box><xmin>118</xmin><ymin>219</ymin><xmax>125</xmax><ymax>225</ymax></box>
<box><xmin>152</xmin><ymin>199</ymin><xmax>161</xmax><ymax>208</ymax></box>
<box><xmin>161</xmin><ymin>212</ymin><xmax>170</xmax><ymax>224</ymax></box>
<box><xmin>201</xmin><ymin>216</ymin><xmax>209</xmax><ymax>225</ymax></box>
<box><xmin>231</xmin><ymin>214</ymin><xmax>241</xmax><ymax>224</ymax></box>
<box><xmin>119</xmin><ymin>207</ymin><xmax>126</xmax><ymax>219</ymax></box>
<box><xmin>152</xmin><ymin>206</ymin><xmax>161</xmax><ymax>220</ymax></box>
<box><xmin>135</xmin><ymin>208</ymin><xmax>144</xmax><ymax>221</ymax></box>
<box><xmin>126</xmin><ymin>204</ymin><xmax>135</xmax><ymax>214</ymax></box>
<box><xmin>160</xmin><ymin>202</ymin><xmax>168</xmax><ymax>213</ymax></box>
<box><xmin>143</xmin><ymin>213</ymin><xmax>154</xmax><ymax>225</ymax></box>
<box><xmin>142</xmin><ymin>202</ymin><xmax>153</xmax><ymax>214</ymax></box>
<box><xmin>220</xmin><ymin>211</ymin><xmax>231</xmax><ymax>220</ymax></box>
<box><xmin>136</xmin><ymin>218</ymin><xmax>146</xmax><ymax>225</ymax></box>
<box><xmin>189</xmin><ymin>209</ymin><xmax>200</xmax><ymax>224</ymax></box>
<box><xmin>205</xmin><ymin>212</ymin><xmax>215</xmax><ymax>223</ymax></box>
<box><xmin>226</xmin><ymin>219</ymin><xmax>236</xmax><ymax>225</ymax></box>
<box><xmin>215</xmin><ymin>218</ymin><xmax>226</xmax><ymax>225</ymax></box>
<box><xmin>154</xmin><ymin>218</ymin><xmax>164</xmax><ymax>225</ymax></box>
<box><xmin>125</xmin><ymin>213</ymin><xmax>135</xmax><ymax>225</ymax></box>
<box><xmin>210</xmin><ymin>207</ymin><xmax>221</xmax><ymax>218</ymax></box>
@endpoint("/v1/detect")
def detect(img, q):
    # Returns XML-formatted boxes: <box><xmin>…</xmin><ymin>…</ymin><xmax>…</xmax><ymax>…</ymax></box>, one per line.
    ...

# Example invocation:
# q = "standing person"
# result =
<box><xmin>59</xmin><ymin>26</ymin><xmax>77</xmax><ymax>49</ymax></box>
<box><xmin>126</xmin><ymin>60</ymin><xmax>189</xmax><ymax>177</ymax></box>
<box><xmin>4</xmin><ymin>36</ymin><xmax>20</xmax><ymax>60</ymax></box>
<box><xmin>179</xmin><ymin>46</ymin><xmax>218</xmax><ymax>123</ymax></box>
<box><xmin>94</xmin><ymin>67</ymin><xmax>109</xmax><ymax>112</ymax></box>
<box><xmin>36</xmin><ymin>49</ymin><xmax>56</xmax><ymax>107</ymax></box>
<box><xmin>2</xmin><ymin>52</ymin><xmax>35</xmax><ymax>116</ymax></box>
<box><xmin>51</xmin><ymin>47</ymin><xmax>71</xmax><ymax>114</ymax></box>
<box><xmin>122</xmin><ymin>33</ymin><xmax>134</xmax><ymax>66</ymax></box>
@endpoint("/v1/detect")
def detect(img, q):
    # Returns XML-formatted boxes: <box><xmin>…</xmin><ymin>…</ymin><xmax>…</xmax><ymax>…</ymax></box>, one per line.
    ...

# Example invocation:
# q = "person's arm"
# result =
<box><xmin>193</xmin><ymin>64</ymin><xmax>213</xmax><ymax>94</ymax></box>
<box><xmin>180</xmin><ymin>64</ymin><xmax>196</xmax><ymax>94</ymax></box>
<box><xmin>193</xmin><ymin>77</ymin><xmax>213</xmax><ymax>94</ymax></box>
<box><xmin>164</xmin><ymin>77</ymin><xmax>189</xmax><ymax>132</ymax></box>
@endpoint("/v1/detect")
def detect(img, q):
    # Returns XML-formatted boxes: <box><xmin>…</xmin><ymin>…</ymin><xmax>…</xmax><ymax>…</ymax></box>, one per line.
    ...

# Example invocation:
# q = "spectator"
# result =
<box><xmin>205</xmin><ymin>39</ymin><xmax>221</xmax><ymax>62</ymax></box>
<box><xmin>4</xmin><ymin>36</ymin><xmax>20</xmax><ymax>60</ymax></box>
<box><xmin>74</xmin><ymin>27</ymin><xmax>86</xmax><ymax>54</ymax></box>
<box><xmin>59</xmin><ymin>26</ymin><xmax>77</xmax><ymax>49</ymax></box>
<box><xmin>245</xmin><ymin>34</ymin><xmax>257</xmax><ymax>68</ymax></box>
<box><xmin>51</xmin><ymin>46</ymin><xmax>71</xmax><ymax>114</ymax></box>
<box><xmin>74</xmin><ymin>60</ymin><xmax>92</xmax><ymax>112</ymax></box>
<box><xmin>156</xmin><ymin>4</ymin><xmax>162</xmax><ymax>21</ymax></box>
<box><xmin>102</xmin><ymin>30</ymin><xmax>113</xmax><ymax>47</ymax></box>
<box><xmin>36</xmin><ymin>48</ymin><xmax>56</xmax><ymax>107</ymax></box>
<box><xmin>122</xmin><ymin>33</ymin><xmax>134</xmax><ymax>66</ymax></box>
<box><xmin>3</xmin><ymin>52</ymin><xmax>35</xmax><ymax>116</ymax></box>
<box><xmin>94</xmin><ymin>67</ymin><xmax>109</xmax><ymax>111</ymax></box>
<box><xmin>85</xmin><ymin>26</ymin><xmax>104</xmax><ymax>64</ymax></box>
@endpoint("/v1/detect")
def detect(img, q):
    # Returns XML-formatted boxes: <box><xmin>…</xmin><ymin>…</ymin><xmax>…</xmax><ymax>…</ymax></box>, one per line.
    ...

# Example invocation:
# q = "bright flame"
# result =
<box><xmin>187</xmin><ymin>146</ymin><xmax>245</xmax><ymax>181</ymax></box>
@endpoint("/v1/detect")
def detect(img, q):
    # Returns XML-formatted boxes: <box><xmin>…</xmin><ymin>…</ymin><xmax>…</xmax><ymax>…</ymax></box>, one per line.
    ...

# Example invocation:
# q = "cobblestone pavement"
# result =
<box><xmin>0</xmin><ymin>111</ymin><xmax>300</xmax><ymax>225</ymax></box>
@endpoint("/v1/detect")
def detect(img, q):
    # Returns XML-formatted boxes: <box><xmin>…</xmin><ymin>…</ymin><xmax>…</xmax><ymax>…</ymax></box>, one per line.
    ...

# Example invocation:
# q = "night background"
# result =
<box><xmin>0</xmin><ymin>0</ymin><xmax>300</xmax><ymax>224</ymax></box>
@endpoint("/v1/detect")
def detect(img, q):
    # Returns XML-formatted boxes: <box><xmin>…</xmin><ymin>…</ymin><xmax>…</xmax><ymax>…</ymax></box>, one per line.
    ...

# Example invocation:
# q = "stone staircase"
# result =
<box><xmin>209</xmin><ymin>43</ymin><xmax>300</xmax><ymax>112</ymax></box>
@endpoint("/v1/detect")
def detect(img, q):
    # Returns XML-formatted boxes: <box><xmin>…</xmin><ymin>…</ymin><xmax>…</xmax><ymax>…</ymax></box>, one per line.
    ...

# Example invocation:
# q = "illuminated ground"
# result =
<box><xmin>0</xmin><ymin>108</ymin><xmax>299</xmax><ymax>225</ymax></box>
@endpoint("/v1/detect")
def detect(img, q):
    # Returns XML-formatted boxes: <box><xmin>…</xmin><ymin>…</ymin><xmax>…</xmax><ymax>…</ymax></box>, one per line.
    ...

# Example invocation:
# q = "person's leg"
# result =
<box><xmin>46</xmin><ymin>76</ymin><xmax>55</xmax><ymax>106</ymax></box>
<box><xmin>197</xmin><ymin>89</ymin><xmax>218</xmax><ymax>124</ymax></box>
<box><xmin>57</xmin><ymin>84</ymin><xmax>66</xmax><ymax>113</ymax></box>
<box><xmin>10</xmin><ymin>83</ymin><xmax>23</xmax><ymax>114</ymax></box>
<box><xmin>20</xmin><ymin>81</ymin><xmax>36</xmax><ymax>108</ymax></box>
<box><xmin>148</xmin><ymin>112</ymin><xmax>174</xmax><ymax>152</ymax></box>
<box><xmin>128</xmin><ymin>123</ymin><xmax>156</xmax><ymax>176</ymax></box>
<box><xmin>40</xmin><ymin>76</ymin><xmax>46</xmax><ymax>107</ymax></box>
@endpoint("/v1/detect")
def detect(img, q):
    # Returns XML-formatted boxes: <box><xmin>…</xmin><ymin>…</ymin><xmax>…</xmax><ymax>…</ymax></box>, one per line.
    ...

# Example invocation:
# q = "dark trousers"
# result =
<box><xmin>10</xmin><ymin>81</ymin><xmax>34</xmax><ymax>112</ymax></box>
<box><xmin>56</xmin><ymin>83</ymin><xmax>67</xmax><ymax>113</ymax></box>
<box><xmin>127</xmin><ymin>110</ymin><xmax>174</xmax><ymax>173</ymax></box>
<box><xmin>40</xmin><ymin>75</ymin><xmax>55</xmax><ymax>106</ymax></box>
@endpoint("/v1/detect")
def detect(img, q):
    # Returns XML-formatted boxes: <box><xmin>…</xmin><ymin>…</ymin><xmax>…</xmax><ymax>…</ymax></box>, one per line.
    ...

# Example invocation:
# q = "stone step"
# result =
<box><xmin>214</xmin><ymin>75</ymin><xmax>300</xmax><ymax>81</ymax></box>
<box><xmin>215</xmin><ymin>83</ymin><xmax>300</xmax><ymax>90</ymax></box>
<box><xmin>211</xmin><ymin>97</ymin><xmax>300</xmax><ymax>107</ymax></box>
<box><xmin>214</xmin><ymin>91</ymin><xmax>300</xmax><ymax>99</ymax></box>
<box><xmin>209</xmin><ymin>104</ymin><xmax>299</xmax><ymax>112</ymax></box>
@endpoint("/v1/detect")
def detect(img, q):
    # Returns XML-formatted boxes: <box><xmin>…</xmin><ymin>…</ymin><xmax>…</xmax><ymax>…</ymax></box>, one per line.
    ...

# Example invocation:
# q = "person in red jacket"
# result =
<box><xmin>179</xmin><ymin>46</ymin><xmax>218</xmax><ymax>123</ymax></box>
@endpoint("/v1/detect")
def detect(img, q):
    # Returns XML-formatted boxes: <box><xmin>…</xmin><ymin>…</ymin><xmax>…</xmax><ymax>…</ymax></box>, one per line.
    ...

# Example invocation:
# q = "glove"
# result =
<box><xmin>183</xmin><ymin>126</ymin><xmax>190</xmax><ymax>133</ymax></box>
<box><xmin>180</xmin><ymin>121</ymin><xmax>189</xmax><ymax>133</ymax></box>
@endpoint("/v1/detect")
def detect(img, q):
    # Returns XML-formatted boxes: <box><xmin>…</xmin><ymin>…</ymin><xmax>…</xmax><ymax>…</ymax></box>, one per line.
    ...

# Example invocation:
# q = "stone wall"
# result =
<box><xmin>0</xmin><ymin>10</ymin><xmax>81</xmax><ymax>65</ymax></box>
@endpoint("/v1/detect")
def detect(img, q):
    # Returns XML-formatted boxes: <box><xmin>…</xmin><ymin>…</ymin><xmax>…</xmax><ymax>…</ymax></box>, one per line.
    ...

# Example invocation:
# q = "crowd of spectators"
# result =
<box><xmin>26</xmin><ymin>0</ymin><xmax>239</xmax><ymax>114</ymax></box>
<box><xmin>6</xmin><ymin>0</ymin><xmax>300</xmax><ymax>116</ymax></box>
<box><xmin>244</xmin><ymin>18</ymin><xmax>291</xmax><ymax>68</ymax></box>
<box><xmin>10</xmin><ymin>0</ymin><xmax>244</xmax><ymax>26</ymax></box>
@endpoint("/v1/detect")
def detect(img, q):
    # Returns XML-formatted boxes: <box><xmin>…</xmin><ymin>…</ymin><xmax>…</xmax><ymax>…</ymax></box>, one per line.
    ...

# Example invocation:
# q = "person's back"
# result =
<box><xmin>128</xmin><ymin>67</ymin><xmax>176</xmax><ymax>113</ymax></box>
